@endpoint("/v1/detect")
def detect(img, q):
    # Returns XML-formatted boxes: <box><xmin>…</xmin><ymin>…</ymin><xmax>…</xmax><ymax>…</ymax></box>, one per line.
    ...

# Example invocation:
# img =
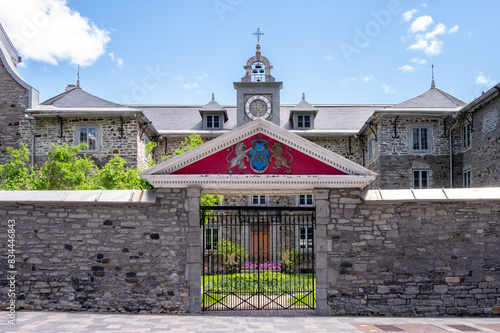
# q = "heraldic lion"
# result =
<box><xmin>269</xmin><ymin>142</ymin><xmax>293</xmax><ymax>173</ymax></box>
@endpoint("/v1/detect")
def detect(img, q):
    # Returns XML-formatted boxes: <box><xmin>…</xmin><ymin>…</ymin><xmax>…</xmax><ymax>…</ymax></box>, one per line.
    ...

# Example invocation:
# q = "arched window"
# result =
<box><xmin>251</xmin><ymin>62</ymin><xmax>265</xmax><ymax>82</ymax></box>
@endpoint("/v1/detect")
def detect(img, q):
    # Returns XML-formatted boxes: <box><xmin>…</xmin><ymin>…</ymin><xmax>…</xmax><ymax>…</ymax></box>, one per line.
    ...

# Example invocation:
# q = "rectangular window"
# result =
<box><xmin>252</xmin><ymin>195</ymin><xmax>266</xmax><ymax>206</ymax></box>
<box><xmin>78</xmin><ymin>126</ymin><xmax>97</xmax><ymax>151</ymax></box>
<box><xmin>204</xmin><ymin>227</ymin><xmax>219</xmax><ymax>251</ymax></box>
<box><xmin>463</xmin><ymin>169</ymin><xmax>472</xmax><ymax>188</ymax></box>
<box><xmin>368</xmin><ymin>137</ymin><xmax>374</xmax><ymax>161</ymax></box>
<box><xmin>297</xmin><ymin>115</ymin><xmax>311</xmax><ymax>129</ymax></box>
<box><xmin>411</xmin><ymin>126</ymin><xmax>430</xmax><ymax>152</ymax></box>
<box><xmin>462</xmin><ymin>123</ymin><xmax>472</xmax><ymax>150</ymax></box>
<box><xmin>206</xmin><ymin>115</ymin><xmax>220</xmax><ymax>129</ymax></box>
<box><xmin>413</xmin><ymin>170</ymin><xmax>429</xmax><ymax>189</ymax></box>
<box><xmin>298</xmin><ymin>194</ymin><xmax>314</xmax><ymax>206</ymax></box>
<box><xmin>299</xmin><ymin>226</ymin><xmax>314</xmax><ymax>252</ymax></box>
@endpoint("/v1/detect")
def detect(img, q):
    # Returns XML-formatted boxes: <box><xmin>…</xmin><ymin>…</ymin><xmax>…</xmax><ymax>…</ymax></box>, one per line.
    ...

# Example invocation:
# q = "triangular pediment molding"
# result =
<box><xmin>141</xmin><ymin>119</ymin><xmax>376</xmax><ymax>193</ymax></box>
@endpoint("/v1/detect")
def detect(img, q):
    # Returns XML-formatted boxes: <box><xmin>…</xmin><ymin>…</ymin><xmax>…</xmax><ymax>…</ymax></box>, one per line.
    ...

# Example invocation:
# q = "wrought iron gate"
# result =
<box><xmin>201</xmin><ymin>206</ymin><xmax>315</xmax><ymax>311</ymax></box>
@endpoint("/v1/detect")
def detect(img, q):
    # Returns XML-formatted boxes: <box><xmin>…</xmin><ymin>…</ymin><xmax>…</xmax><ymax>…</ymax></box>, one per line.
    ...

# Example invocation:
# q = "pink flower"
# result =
<box><xmin>204</xmin><ymin>267</ymin><xmax>208</xmax><ymax>271</ymax></box>
<box><xmin>236</xmin><ymin>268</ymin><xmax>239</xmax><ymax>271</ymax></box>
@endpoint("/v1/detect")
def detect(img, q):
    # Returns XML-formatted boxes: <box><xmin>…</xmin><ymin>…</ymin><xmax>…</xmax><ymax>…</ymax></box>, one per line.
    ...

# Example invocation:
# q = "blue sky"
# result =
<box><xmin>1</xmin><ymin>0</ymin><xmax>499</xmax><ymax>106</ymax></box>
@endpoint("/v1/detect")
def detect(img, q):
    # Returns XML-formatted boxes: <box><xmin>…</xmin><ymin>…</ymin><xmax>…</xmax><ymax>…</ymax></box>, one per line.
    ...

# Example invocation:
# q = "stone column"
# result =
<box><xmin>314</xmin><ymin>188</ymin><xmax>331</xmax><ymax>316</ymax></box>
<box><xmin>184</xmin><ymin>187</ymin><xmax>201</xmax><ymax>313</ymax></box>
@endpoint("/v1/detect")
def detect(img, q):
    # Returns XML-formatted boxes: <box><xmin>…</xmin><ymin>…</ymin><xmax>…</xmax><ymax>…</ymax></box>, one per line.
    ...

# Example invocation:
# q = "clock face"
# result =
<box><xmin>245</xmin><ymin>95</ymin><xmax>272</xmax><ymax>120</ymax></box>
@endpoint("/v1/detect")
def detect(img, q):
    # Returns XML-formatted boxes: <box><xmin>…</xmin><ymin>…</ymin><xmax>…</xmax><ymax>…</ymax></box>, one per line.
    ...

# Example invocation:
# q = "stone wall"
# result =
<box><xmin>30</xmin><ymin>116</ymin><xmax>141</xmax><ymax>168</ymax></box>
<box><xmin>0</xmin><ymin>60</ymin><xmax>31</xmax><ymax>164</ymax></box>
<box><xmin>1</xmin><ymin>187</ymin><xmax>499</xmax><ymax>316</ymax></box>
<box><xmin>322</xmin><ymin>188</ymin><xmax>500</xmax><ymax>316</ymax></box>
<box><xmin>462</xmin><ymin>96</ymin><xmax>500</xmax><ymax>187</ymax></box>
<box><xmin>0</xmin><ymin>188</ymin><xmax>192</xmax><ymax>313</ymax></box>
<box><xmin>363</xmin><ymin>116</ymin><xmax>462</xmax><ymax>189</ymax></box>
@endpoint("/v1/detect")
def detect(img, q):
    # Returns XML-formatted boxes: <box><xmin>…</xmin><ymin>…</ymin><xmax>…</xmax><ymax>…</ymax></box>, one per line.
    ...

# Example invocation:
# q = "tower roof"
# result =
<box><xmin>392</xmin><ymin>86</ymin><xmax>466</xmax><ymax>109</ymax></box>
<box><xmin>41</xmin><ymin>85</ymin><xmax>125</xmax><ymax>108</ymax></box>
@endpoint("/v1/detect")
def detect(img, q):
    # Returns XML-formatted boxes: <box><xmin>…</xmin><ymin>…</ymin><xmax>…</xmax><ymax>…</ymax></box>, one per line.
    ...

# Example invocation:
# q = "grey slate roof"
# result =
<box><xmin>138</xmin><ymin>104</ymin><xmax>390</xmax><ymax>133</ymax></box>
<box><xmin>392</xmin><ymin>87</ymin><xmax>466</xmax><ymax>109</ymax></box>
<box><xmin>41</xmin><ymin>86</ymin><xmax>125</xmax><ymax>108</ymax></box>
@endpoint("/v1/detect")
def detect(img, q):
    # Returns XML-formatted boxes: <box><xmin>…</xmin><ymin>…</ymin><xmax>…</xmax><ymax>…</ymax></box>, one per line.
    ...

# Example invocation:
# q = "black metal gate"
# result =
<box><xmin>201</xmin><ymin>206</ymin><xmax>315</xmax><ymax>311</ymax></box>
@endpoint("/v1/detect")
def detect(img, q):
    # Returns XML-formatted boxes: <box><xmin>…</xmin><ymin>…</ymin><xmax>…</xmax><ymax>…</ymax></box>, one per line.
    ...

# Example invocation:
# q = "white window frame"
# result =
<box><xmin>297</xmin><ymin>225</ymin><xmax>314</xmax><ymax>253</ymax></box>
<box><xmin>410</xmin><ymin>125</ymin><xmax>432</xmax><ymax>153</ymax></box>
<box><xmin>76</xmin><ymin>124</ymin><xmax>100</xmax><ymax>152</ymax></box>
<box><xmin>294</xmin><ymin>114</ymin><xmax>313</xmax><ymax>130</ymax></box>
<box><xmin>462</xmin><ymin>122</ymin><xmax>472</xmax><ymax>151</ymax></box>
<box><xmin>413</xmin><ymin>169</ymin><xmax>429</xmax><ymax>189</ymax></box>
<box><xmin>463</xmin><ymin>169</ymin><xmax>472</xmax><ymax>188</ymax></box>
<box><xmin>298</xmin><ymin>194</ymin><xmax>314</xmax><ymax>207</ymax></box>
<box><xmin>205</xmin><ymin>114</ymin><xmax>221</xmax><ymax>130</ymax></box>
<box><xmin>203</xmin><ymin>226</ymin><xmax>220</xmax><ymax>252</ymax></box>
<box><xmin>251</xmin><ymin>195</ymin><xmax>266</xmax><ymax>206</ymax></box>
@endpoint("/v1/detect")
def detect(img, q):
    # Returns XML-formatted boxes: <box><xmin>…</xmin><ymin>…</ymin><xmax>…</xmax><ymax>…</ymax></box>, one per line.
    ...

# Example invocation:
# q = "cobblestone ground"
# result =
<box><xmin>1</xmin><ymin>311</ymin><xmax>499</xmax><ymax>333</ymax></box>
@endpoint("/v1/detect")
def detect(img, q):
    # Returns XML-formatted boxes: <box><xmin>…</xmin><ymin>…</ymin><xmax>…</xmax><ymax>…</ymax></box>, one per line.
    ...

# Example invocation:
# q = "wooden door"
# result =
<box><xmin>251</xmin><ymin>223</ymin><xmax>270</xmax><ymax>263</ymax></box>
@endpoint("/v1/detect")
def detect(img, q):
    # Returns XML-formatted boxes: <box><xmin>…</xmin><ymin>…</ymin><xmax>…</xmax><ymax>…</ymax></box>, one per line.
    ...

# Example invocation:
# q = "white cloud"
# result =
<box><xmin>411</xmin><ymin>58</ymin><xmax>427</xmax><ymax>64</ymax></box>
<box><xmin>197</xmin><ymin>73</ymin><xmax>210</xmax><ymax>80</ymax></box>
<box><xmin>468</xmin><ymin>31</ymin><xmax>473</xmax><ymax>37</ymax></box>
<box><xmin>473</xmin><ymin>72</ymin><xmax>495</xmax><ymax>86</ymax></box>
<box><xmin>108</xmin><ymin>52</ymin><xmax>123</xmax><ymax>68</ymax></box>
<box><xmin>410</xmin><ymin>15</ymin><xmax>434</xmax><ymax>32</ymax></box>
<box><xmin>382</xmin><ymin>84</ymin><xmax>397</xmax><ymax>95</ymax></box>
<box><xmin>420</xmin><ymin>3</ymin><xmax>427</xmax><ymax>7</ymax></box>
<box><xmin>0</xmin><ymin>0</ymin><xmax>110</xmax><ymax>66</ymax></box>
<box><xmin>449</xmin><ymin>25</ymin><xmax>459</xmax><ymax>33</ymax></box>
<box><xmin>323</xmin><ymin>55</ymin><xmax>334</xmax><ymax>61</ymax></box>
<box><xmin>341</xmin><ymin>77</ymin><xmax>357</xmax><ymax>84</ymax></box>
<box><xmin>402</xmin><ymin>9</ymin><xmax>418</xmax><ymax>22</ymax></box>
<box><xmin>172</xmin><ymin>76</ymin><xmax>183</xmax><ymax>81</ymax></box>
<box><xmin>183</xmin><ymin>82</ymin><xmax>198</xmax><ymax>89</ymax></box>
<box><xmin>362</xmin><ymin>74</ymin><xmax>374</xmax><ymax>83</ymax></box>
<box><xmin>408</xmin><ymin>37</ymin><xmax>443</xmax><ymax>56</ymax></box>
<box><xmin>398</xmin><ymin>65</ymin><xmax>416</xmax><ymax>72</ymax></box>
<box><xmin>424</xmin><ymin>23</ymin><xmax>447</xmax><ymax>39</ymax></box>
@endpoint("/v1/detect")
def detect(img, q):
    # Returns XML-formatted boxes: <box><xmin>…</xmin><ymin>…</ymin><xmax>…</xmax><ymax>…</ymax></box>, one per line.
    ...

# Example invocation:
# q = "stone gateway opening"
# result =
<box><xmin>200</xmin><ymin>206</ymin><xmax>315</xmax><ymax>312</ymax></box>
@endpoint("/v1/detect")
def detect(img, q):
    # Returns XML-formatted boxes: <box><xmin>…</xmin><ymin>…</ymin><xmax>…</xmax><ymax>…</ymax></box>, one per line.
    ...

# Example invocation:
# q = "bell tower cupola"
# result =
<box><xmin>234</xmin><ymin>28</ymin><xmax>282</xmax><ymax>127</ymax></box>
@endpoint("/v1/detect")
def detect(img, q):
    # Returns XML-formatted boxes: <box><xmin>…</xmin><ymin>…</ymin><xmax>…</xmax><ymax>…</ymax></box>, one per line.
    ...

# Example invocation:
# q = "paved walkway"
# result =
<box><xmin>1</xmin><ymin>311</ymin><xmax>499</xmax><ymax>333</ymax></box>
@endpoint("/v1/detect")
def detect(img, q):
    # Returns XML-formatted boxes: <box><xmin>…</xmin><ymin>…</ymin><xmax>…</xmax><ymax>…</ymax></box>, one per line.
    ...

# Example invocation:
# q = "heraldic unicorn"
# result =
<box><xmin>226</xmin><ymin>138</ymin><xmax>293</xmax><ymax>174</ymax></box>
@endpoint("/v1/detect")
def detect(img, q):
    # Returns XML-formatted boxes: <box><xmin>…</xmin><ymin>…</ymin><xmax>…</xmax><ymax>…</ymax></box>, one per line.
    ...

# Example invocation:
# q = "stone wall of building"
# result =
<box><xmin>30</xmin><ymin>116</ymin><xmax>141</xmax><ymax>168</ymax></box>
<box><xmin>462</xmin><ymin>97</ymin><xmax>500</xmax><ymax>187</ymax></box>
<box><xmin>0</xmin><ymin>188</ymin><xmax>191</xmax><ymax>313</ymax></box>
<box><xmin>309</xmin><ymin>137</ymin><xmax>363</xmax><ymax>165</ymax></box>
<box><xmin>363</xmin><ymin>116</ymin><xmax>460</xmax><ymax>189</ymax></box>
<box><xmin>323</xmin><ymin>188</ymin><xmax>500</xmax><ymax>316</ymax></box>
<box><xmin>0</xmin><ymin>60</ymin><xmax>31</xmax><ymax>164</ymax></box>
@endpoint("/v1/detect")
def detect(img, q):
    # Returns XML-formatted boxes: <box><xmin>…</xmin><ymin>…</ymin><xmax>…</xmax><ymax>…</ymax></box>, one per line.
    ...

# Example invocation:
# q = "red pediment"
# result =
<box><xmin>172</xmin><ymin>134</ymin><xmax>346</xmax><ymax>175</ymax></box>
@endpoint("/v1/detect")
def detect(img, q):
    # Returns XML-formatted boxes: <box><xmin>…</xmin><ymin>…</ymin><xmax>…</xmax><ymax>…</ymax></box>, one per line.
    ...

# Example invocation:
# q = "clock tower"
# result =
<box><xmin>234</xmin><ymin>28</ymin><xmax>283</xmax><ymax>127</ymax></box>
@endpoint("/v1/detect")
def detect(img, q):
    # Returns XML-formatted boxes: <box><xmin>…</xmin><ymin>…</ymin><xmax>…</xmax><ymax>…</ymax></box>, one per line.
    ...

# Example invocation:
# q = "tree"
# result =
<box><xmin>0</xmin><ymin>142</ymin><xmax>33</xmax><ymax>190</ymax></box>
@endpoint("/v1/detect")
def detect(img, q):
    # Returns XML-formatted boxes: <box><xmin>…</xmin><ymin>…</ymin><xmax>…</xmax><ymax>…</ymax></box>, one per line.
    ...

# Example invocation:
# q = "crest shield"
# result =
<box><xmin>248</xmin><ymin>138</ymin><xmax>270</xmax><ymax>173</ymax></box>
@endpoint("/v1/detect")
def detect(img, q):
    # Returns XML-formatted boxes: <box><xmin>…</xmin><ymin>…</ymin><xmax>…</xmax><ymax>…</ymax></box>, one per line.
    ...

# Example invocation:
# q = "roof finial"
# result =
<box><xmin>211</xmin><ymin>92</ymin><xmax>215</xmax><ymax>101</ymax></box>
<box><xmin>431</xmin><ymin>64</ymin><xmax>435</xmax><ymax>88</ymax></box>
<box><xmin>302</xmin><ymin>92</ymin><xmax>305</xmax><ymax>101</ymax></box>
<box><xmin>76</xmin><ymin>65</ymin><xmax>80</xmax><ymax>88</ymax></box>
<box><xmin>253</xmin><ymin>27</ymin><xmax>264</xmax><ymax>44</ymax></box>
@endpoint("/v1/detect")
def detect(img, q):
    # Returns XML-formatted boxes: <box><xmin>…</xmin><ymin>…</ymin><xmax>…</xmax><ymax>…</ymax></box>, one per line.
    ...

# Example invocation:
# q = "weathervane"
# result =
<box><xmin>253</xmin><ymin>27</ymin><xmax>264</xmax><ymax>43</ymax></box>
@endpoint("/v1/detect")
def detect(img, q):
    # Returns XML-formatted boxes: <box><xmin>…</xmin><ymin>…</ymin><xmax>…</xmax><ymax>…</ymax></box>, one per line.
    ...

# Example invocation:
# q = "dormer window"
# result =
<box><xmin>205</xmin><ymin>114</ymin><xmax>221</xmax><ymax>130</ymax></box>
<box><xmin>251</xmin><ymin>62</ymin><xmax>265</xmax><ymax>82</ymax></box>
<box><xmin>297</xmin><ymin>115</ymin><xmax>311</xmax><ymax>129</ymax></box>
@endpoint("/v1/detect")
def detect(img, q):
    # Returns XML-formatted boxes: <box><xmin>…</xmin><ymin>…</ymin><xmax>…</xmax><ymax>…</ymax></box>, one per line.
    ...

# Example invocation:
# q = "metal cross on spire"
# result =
<box><xmin>431</xmin><ymin>64</ymin><xmax>435</xmax><ymax>88</ymax></box>
<box><xmin>253</xmin><ymin>27</ymin><xmax>264</xmax><ymax>43</ymax></box>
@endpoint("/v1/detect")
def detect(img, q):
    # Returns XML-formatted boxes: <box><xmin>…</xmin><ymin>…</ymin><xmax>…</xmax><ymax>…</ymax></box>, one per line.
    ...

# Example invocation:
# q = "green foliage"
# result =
<box><xmin>288</xmin><ymin>292</ymin><xmax>316</xmax><ymax>307</ymax></box>
<box><xmin>145</xmin><ymin>141</ymin><xmax>157</xmax><ymax>169</ymax></box>
<box><xmin>92</xmin><ymin>155</ymin><xmax>153</xmax><ymax>190</ymax></box>
<box><xmin>32</xmin><ymin>143</ymin><xmax>96</xmax><ymax>190</ymax></box>
<box><xmin>279</xmin><ymin>248</ymin><xmax>302</xmax><ymax>273</ymax></box>
<box><xmin>0</xmin><ymin>143</ymin><xmax>151</xmax><ymax>190</ymax></box>
<box><xmin>202</xmin><ymin>272</ymin><xmax>315</xmax><ymax>294</ymax></box>
<box><xmin>163</xmin><ymin>134</ymin><xmax>204</xmax><ymax>161</ymax></box>
<box><xmin>201</xmin><ymin>293</ymin><xmax>226</xmax><ymax>307</ymax></box>
<box><xmin>0</xmin><ymin>142</ymin><xmax>33</xmax><ymax>190</ymax></box>
<box><xmin>215</xmin><ymin>240</ymin><xmax>248</xmax><ymax>273</ymax></box>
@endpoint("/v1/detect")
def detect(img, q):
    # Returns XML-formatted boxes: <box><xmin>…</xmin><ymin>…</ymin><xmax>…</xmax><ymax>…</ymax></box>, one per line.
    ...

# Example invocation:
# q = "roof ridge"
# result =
<box><xmin>40</xmin><ymin>87</ymin><xmax>77</xmax><ymax>105</ymax></box>
<box><xmin>433</xmin><ymin>87</ymin><xmax>466</xmax><ymax>107</ymax></box>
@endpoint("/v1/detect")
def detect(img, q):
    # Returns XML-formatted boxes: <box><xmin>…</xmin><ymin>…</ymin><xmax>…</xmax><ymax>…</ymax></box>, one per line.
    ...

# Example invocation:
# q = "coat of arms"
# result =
<box><xmin>225</xmin><ymin>138</ymin><xmax>293</xmax><ymax>174</ymax></box>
